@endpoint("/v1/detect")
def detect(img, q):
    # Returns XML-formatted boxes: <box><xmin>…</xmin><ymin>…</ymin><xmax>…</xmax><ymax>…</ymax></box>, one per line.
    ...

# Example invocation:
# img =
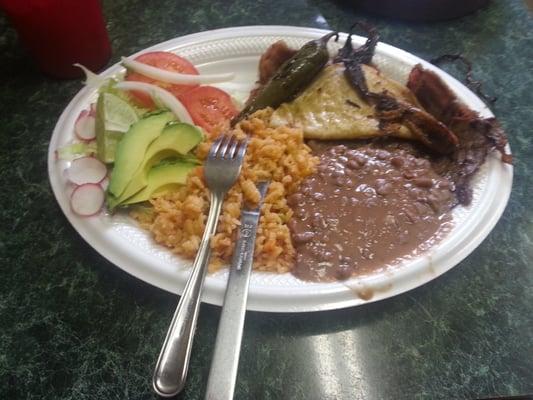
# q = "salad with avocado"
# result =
<box><xmin>58</xmin><ymin>51</ymin><xmax>238</xmax><ymax>216</ymax></box>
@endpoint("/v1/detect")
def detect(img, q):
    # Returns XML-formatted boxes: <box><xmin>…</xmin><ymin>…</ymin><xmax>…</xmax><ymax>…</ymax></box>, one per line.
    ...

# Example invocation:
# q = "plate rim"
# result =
<box><xmin>47</xmin><ymin>25</ymin><xmax>513</xmax><ymax>312</ymax></box>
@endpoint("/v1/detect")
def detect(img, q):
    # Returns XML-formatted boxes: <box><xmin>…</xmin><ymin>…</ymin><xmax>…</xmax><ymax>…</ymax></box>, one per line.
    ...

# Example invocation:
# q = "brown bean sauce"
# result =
<box><xmin>288</xmin><ymin>142</ymin><xmax>455</xmax><ymax>282</ymax></box>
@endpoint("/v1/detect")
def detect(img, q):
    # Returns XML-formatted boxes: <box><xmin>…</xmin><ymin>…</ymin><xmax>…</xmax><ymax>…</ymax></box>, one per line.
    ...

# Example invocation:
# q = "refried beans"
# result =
<box><xmin>288</xmin><ymin>141</ymin><xmax>455</xmax><ymax>281</ymax></box>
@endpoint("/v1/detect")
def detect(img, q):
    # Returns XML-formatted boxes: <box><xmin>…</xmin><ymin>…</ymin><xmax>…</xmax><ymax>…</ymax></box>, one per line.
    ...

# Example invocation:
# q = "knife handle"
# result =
<box><xmin>204</xmin><ymin>209</ymin><xmax>260</xmax><ymax>400</ymax></box>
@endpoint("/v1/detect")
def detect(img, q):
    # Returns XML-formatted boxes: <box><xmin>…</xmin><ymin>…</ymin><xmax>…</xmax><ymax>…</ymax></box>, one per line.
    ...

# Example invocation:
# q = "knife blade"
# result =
<box><xmin>204</xmin><ymin>181</ymin><xmax>269</xmax><ymax>400</ymax></box>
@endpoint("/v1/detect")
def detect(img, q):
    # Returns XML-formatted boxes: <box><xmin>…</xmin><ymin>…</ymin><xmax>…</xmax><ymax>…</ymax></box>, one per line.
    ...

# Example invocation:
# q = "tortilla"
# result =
<box><xmin>271</xmin><ymin>64</ymin><xmax>421</xmax><ymax>140</ymax></box>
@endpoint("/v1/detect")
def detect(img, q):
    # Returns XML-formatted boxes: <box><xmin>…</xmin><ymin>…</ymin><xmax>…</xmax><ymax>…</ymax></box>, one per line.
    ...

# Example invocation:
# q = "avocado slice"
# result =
<box><xmin>116</xmin><ymin>122</ymin><xmax>203</xmax><ymax>203</ymax></box>
<box><xmin>122</xmin><ymin>161</ymin><xmax>196</xmax><ymax>205</ymax></box>
<box><xmin>107</xmin><ymin>111</ymin><xmax>175</xmax><ymax>200</ymax></box>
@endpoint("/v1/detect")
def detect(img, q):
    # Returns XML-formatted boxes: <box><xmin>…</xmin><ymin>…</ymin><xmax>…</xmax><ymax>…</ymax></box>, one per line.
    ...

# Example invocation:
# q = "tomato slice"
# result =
<box><xmin>179</xmin><ymin>86</ymin><xmax>238</xmax><ymax>133</ymax></box>
<box><xmin>125</xmin><ymin>51</ymin><xmax>199</xmax><ymax>109</ymax></box>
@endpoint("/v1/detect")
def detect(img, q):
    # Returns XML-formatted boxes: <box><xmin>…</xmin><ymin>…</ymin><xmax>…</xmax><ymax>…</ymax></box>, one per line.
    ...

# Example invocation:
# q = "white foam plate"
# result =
<box><xmin>47</xmin><ymin>26</ymin><xmax>513</xmax><ymax>312</ymax></box>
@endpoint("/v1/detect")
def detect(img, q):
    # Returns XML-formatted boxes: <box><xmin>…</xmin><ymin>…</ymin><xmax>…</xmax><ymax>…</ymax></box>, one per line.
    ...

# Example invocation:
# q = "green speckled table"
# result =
<box><xmin>1</xmin><ymin>1</ymin><xmax>532</xmax><ymax>399</ymax></box>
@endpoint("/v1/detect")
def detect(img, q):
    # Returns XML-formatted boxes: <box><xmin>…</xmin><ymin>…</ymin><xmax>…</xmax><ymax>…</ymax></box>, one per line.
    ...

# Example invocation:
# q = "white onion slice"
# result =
<box><xmin>121</xmin><ymin>56</ymin><xmax>234</xmax><ymax>84</ymax></box>
<box><xmin>70</xmin><ymin>183</ymin><xmax>105</xmax><ymax>216</ymax></box>
<box><xmin>114</xmin><ymin>81</ymin><xmax>193</xmax><ymax>124</ymax></box>
<box><xmin>75</xmin><ymin>110</ymin><xmax>96</xmax><ymax>141</ymax></box>
<box><xmin>67</xmin><ymin>156</ymin><xmax>107</xmax><ymax>185</ymax></box>
<box><xmin>73</xmin><ymin>63</ymin><xmax>108</xmax><ymax>89</ymax></box>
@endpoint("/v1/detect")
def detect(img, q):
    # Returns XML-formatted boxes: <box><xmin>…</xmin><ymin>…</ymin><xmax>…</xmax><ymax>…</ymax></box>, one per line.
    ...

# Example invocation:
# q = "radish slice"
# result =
<box><xmin>114</xmin><ymin>81</ymin><xmax>193</xmax><ymax>124</ymax></box>
<box><xmin>121</xmin><ymin>56</ymin><xmax>234</xmax><ymax>84</ymax></box>
<box><xmin>75</xmin><ymin>110</ymin><xmax>96</xmax><ymax>141</ymax></box>
<box><xmin>67</xmin><ymin>156</ymin><xmax>107</xmax><ymax>185</ymax></box>
<box><xmin>89</xmin><ymin>102</ymin><xmax>97</xmax><ymax>117</ymax></box>
<box><xmin>71</xmin><ymin>183</ymin><xmax>105</xmax><ymax>216</ymax></box>
<box><xmin>99</xmin><ymin>177</ymin><xmax>109</xmax><ymax>191</ymax></box>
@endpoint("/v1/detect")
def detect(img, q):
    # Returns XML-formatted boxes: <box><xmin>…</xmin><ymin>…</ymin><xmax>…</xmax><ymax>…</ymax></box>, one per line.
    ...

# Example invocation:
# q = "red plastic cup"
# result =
<box><xmin>0</xmin><ymin>0</ymin><xmax>112</xmax><ymax>79</ymax></box>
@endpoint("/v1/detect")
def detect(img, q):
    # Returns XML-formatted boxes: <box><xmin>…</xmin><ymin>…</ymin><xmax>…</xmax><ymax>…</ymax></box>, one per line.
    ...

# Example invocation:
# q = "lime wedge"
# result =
<box><xmin>95</xmin><ymin>93</ymin><xmax>139</xmax><ymax>163</ymax></box>
<box><xmin>101</xmin><ymin>92</ymin><xmax>139</xmax><ymax>132</ymax></box>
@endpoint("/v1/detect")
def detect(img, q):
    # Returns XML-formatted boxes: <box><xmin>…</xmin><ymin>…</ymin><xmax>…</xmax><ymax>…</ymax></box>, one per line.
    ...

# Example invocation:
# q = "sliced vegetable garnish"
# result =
<box><xmin>73</xmin><ymin>63</ymin><xmax>108</xmax><ymax>89</ymax></box>
<box><xmin>107</xmin><ymin>111</ymin><xmax>175</xmax><ymax>200</ymax></box>
<box><xmin>114</xmin><ymin>81</ymin><xmax>193</xmax><ymax>124</ymax></box>
<box><xmin>70</xmin><ymin>183</ymin><xmax>105</xmax><ymax>216</ymax></box>
<box><xmin>75</xmin><ymin>110</ymin><xmax>96</xmax><ymax>141</ymax></box>
<box><xmin>97</xmin><ymin>92</ymin><xmax>139</xmax><ymax>133</ymax></box>
<box><xmin>122</xmin><ymin>56</ymin><xmax>234</xmax><ymax>85</ymax></box>
<box><xmin>179</xmin><ymin>86</ymin><xmax>238</xmax><ymax>133</ymax></box>
<box><xmin>97</xmin><ymin>78</ymin><xmax>148</xmax><ymax>116</ymax></box>
<box><xmin>124</xmin><ymin>52</ymin><xmax>199</xmax><ymax>108</ymax></box>
<box><xmin>55</xmin><ymin>142</ymin><xmax>97</xmax><ymax>161</ymax></box>
<box><xmin>99</xmin><ymin>177</ymin><xmax>109</xmax><ymax>191</ymax></box>
<box><xmin>67</xmin><ymin>156</ymin><xmax>107</xmax><ymax>185</ymax></box>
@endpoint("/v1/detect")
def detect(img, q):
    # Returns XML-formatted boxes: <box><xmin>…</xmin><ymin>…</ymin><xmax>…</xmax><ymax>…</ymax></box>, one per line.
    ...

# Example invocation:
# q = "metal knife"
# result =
<box><xmin>204</xmin><ymin>181</ymin><xmax>269</xmax><ymax>400</ymax></box>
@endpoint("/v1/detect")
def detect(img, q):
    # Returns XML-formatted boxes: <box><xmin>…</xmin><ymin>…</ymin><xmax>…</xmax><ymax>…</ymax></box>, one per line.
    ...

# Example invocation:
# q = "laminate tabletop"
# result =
<box><xmin>0</xmin><ymin>1</ymin><xmax>531</xmax><ymax>399</ymax></box>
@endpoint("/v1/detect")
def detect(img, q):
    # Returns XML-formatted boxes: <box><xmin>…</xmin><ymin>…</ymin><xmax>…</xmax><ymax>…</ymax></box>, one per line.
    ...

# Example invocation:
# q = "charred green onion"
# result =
<box><xmin>335</xmin><ymin>22</ymin><xmax>379</xmax><ymax>99</ymax></box>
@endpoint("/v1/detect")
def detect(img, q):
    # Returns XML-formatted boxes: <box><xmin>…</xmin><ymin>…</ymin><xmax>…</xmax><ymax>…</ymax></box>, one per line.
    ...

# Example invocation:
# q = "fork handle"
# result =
<box><xmin>153</xmin><ymin>192</ymin><xmax>223</xmax><ymax>398</ymax></box>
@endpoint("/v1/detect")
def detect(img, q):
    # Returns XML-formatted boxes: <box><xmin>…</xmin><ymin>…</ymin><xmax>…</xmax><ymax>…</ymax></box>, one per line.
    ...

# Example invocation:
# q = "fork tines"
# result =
<box><xmin>209</xmin><ymin>135</ymin><xmax>247</xmax><ymax>160</ymax></box>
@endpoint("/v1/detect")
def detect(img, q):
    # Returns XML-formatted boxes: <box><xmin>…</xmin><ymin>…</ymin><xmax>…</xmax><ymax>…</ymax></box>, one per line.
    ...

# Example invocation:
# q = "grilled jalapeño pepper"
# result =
<box><xmin>233</xmin><ymin>31</ymin><xmax>338</xmax><ymax>124</ymax></box>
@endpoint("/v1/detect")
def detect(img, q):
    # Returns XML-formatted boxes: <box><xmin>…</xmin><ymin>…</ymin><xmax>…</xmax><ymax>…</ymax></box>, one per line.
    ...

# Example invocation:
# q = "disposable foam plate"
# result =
<box><xmin>48</xmin><ymin>26</ymin><xmax>513</xmax><ymax>312</ymax></box>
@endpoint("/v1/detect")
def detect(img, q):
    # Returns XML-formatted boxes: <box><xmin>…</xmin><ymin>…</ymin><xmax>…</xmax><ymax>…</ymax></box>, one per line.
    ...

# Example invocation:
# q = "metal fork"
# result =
<box><xmin>153</xmin><ymin>135</ymin><xmax>247</xmax><ymax>398</ymax></box>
